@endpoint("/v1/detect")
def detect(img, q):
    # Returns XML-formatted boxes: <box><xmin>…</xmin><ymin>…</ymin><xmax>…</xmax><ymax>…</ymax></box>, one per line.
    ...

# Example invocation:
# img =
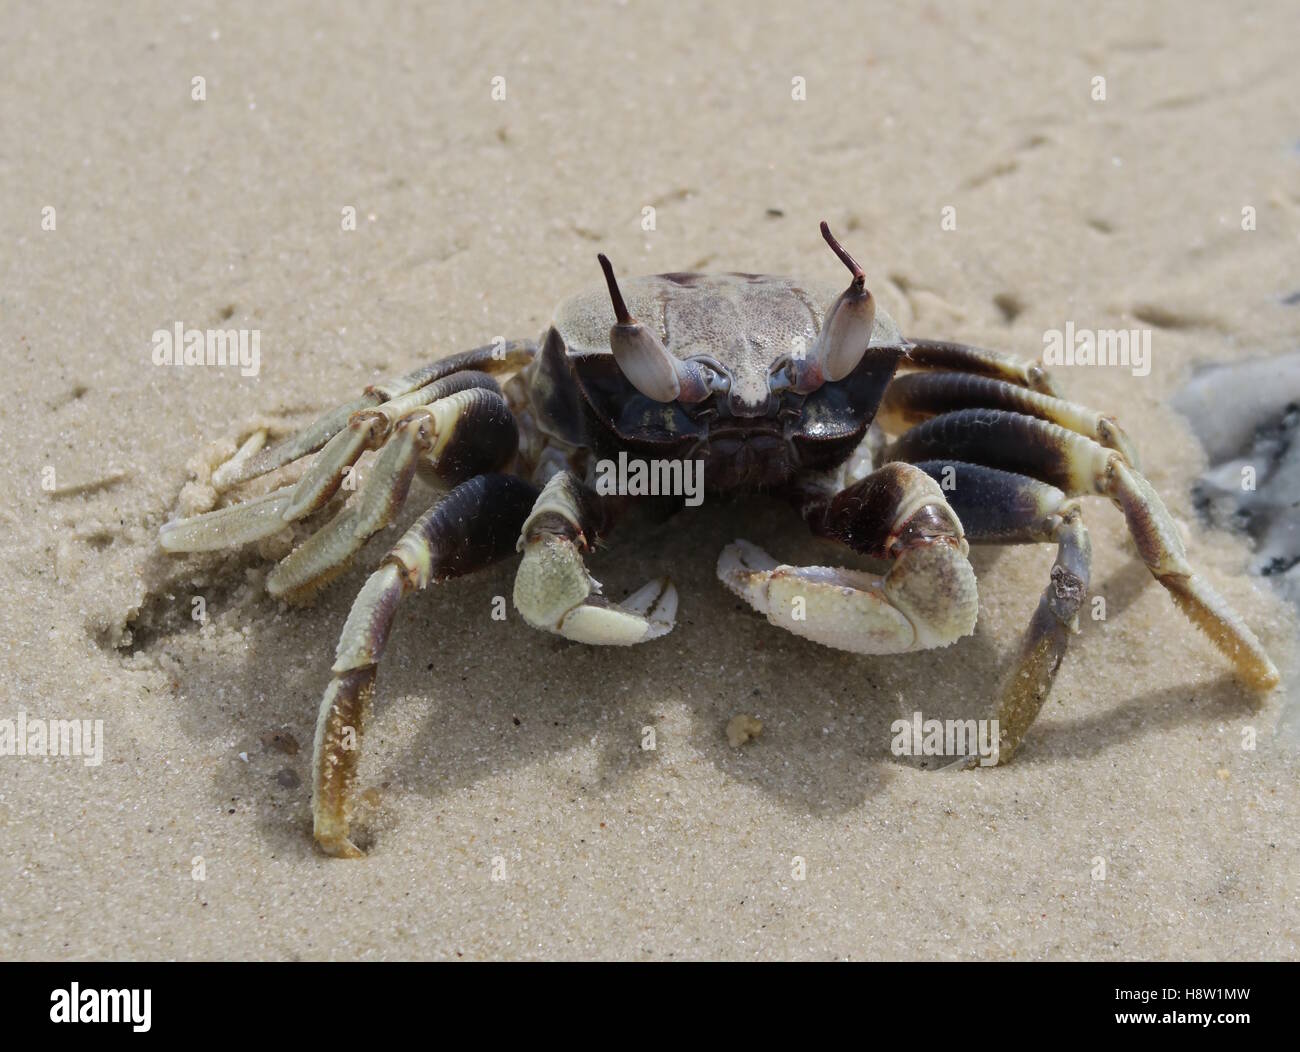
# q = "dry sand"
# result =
<box><xmin>2</xmin><ymin>1</ymin><xmax>1297</xmax><ymax>960</ymax></box>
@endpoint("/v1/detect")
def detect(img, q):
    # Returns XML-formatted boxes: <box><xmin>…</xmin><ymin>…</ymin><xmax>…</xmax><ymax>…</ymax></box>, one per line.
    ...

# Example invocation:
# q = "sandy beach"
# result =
<box><xmin>2</xmin><ymin>1</ymin><xmax>1297</xmax><ymax>959</ymax></box>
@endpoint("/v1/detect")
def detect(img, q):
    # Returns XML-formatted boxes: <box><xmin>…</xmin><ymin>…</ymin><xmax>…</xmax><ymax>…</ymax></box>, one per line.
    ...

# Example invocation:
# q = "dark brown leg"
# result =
<box><xmin>910</xmin><ymin>460</ymin><xmax>1092</xmax><ymax>761</ymax></box>
<box><xmin>877</xmin><ymin>370</ymin><xmax>1139</xmax><ymax>466</ymax></box>
<box><xmin>209</xmin><ymin>341</ymin><xmax>535</xmax><ymax>491</ymax></box>
<box><xmin>903</xmin><ymin>337</ymin><xmax>1060</xmax><ymax>396</ymax></box>
<box><xmin>267</xmin><ymin>385</ymin><xmax>521</xmax><ymax>601</ymax></box>
<box><xmin>886</xmin><ymin>411</ymin><xmax>1278</xmax><ymax>747</ymax></box>
<box><xmin>313</xmin><ymin>473</ymin><xmax>539</xmax><ymax>858</ymax></box>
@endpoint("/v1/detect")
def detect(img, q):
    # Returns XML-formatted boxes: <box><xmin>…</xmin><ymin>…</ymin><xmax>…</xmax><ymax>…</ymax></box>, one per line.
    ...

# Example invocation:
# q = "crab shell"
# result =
<box><xmin>526</xmin><ymin>271</ymin><xmax>909</xmax><ymax>489</ymax></box>
<box><xmin>553</xmin><ymin>271</ymin><xmax>904</xmax><ymax>408</ymax></box>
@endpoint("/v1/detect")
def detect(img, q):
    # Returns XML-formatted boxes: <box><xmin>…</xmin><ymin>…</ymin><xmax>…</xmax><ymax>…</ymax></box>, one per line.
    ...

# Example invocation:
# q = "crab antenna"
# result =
<box><xmin>597</xmin><ymin>253</ymin><xmax>634</xmax><ymax>325</ymax></box>
<box><xmin>820</xmin><ymin>220</ymin><xmax>865</xmax><ymax>290</ymax></box>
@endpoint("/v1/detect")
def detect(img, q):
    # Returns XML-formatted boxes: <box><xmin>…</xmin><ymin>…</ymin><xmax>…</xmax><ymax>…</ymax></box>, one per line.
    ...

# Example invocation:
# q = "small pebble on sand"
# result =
<box><xmin>726</xmin><ymin>715</ymin><xmax>764</xmax><ymax>747</ymax></box>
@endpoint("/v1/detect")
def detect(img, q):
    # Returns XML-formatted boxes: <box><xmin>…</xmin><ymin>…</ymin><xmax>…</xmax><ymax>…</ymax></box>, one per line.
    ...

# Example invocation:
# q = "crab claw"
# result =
<box><xmin>514</xmin><ymin>531</ymin><xmax>678</xmax><ymax>645</ymax></box>
<box><xmin>561</xmin><ymin>573</ymin><xmax>679</xmax><ymax>645</ymax></box>
<box><xmin>717</xmin><ymin>538</ymin><xmax>977</xmax><ymax>654</ymax></box>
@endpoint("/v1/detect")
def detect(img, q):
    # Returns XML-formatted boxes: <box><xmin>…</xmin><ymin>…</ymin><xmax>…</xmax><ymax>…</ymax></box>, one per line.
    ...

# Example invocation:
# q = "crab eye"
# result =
<box><xmin>596</xmin><ymin>253</ymin><xmax>681</xmax><ymax>402</ymax></box>
<box><xmin>790</xmin><ymin>222</ymin><xmax>877</xmax><ymax>392</ymax></box>
<box><xmin>610</xmin><ymin>320</ymin><xmax>682</xmax><ymax>402</ymax></box>
<box><xmin>598</xmin><ymin>254</ymin><xmax>718</xmax><ymax>404</ymax></box>
<box><xmin>818</xmin><ymin>281</ymin><xmax>876</xmax><ymax>381</ymax></box>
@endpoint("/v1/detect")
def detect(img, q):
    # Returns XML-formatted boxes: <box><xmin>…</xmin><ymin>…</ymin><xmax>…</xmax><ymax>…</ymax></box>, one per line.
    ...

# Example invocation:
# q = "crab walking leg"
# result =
<box><xmin>313</xmin><ymin>473</ymin><xmax>540</xmax><ymax>857</ymax></box>
<box><xmin>159</xmin><ymin>372</ymin><xmax>507</xmax><ymax>554</ymax></box>
<box><xmin>877</xmin><ymin>371</ymin><xmax>1140</xmax><ymax>468</ymax></box>
<box><xmin>278</xmin><ymin>371</ymin><xmax>506</xmax><ymax>521</ymax></box>
<box><xmin>902</xmin><ymin>338</ymin><xmax>1060</xmax><ymax>397</ymax></box>
<box><xmin>282</xmin><ymin>411</ymin><xmax>388</xmax><ymax>520</ymax></box>
<box><xmin>161</xmin><ymin>411</ymin><xmax>388</xmax><ymax>553</ymax></box>
<box><xmin>512</xmin><ymin>472</ymin><xmax>678</xmax><ymax>644</ymax></box>
<box><xmin>719</xmin><ymin>463</ymin><xmax>978</xmax><ymax>654</ymax></box>
<box><xmin>210</xmin><ymin>340</ymin><xmax>534</xmax><ymax>491</ymax></box>
<box><xmin>996</xmin><ymin>510</ymin><xmax>1091</xmax><ymax>762</ymax></box>
<box><xmin>888</xmin><ymin>409</ymin><xmax>1279</xmax><ymax>690</ymax></box>
<box><xmin>268</xmin><ymin>388</ymin><xmax>520</xmax><ymax>601</ymax></box>
<box><xmin>159</xmin><ymin>485</ymin><xmax>297</xmax><ymax>552</ymax></box>
<box><xmin>210</xmin><ymin>393</ymin><xmax>380</xmax><ymax>493</ymax></box>
<box><xmin>910</xmin><ymin>460</ymin><xmax>1092</xmax><ymax>761</ymax></box>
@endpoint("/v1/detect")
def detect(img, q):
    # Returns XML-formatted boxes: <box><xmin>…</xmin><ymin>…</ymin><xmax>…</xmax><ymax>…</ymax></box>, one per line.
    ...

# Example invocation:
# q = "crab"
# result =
<box><xmin>160</xmin><ymin>222</ymin><xmax>1279</xmax><ymax>857</ymax></box>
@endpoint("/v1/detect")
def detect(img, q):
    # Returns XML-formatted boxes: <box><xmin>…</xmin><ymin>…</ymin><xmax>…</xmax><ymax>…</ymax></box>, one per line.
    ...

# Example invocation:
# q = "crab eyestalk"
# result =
<box><xmin>790</xmin><ymin>221</ymin><xmax>877</xmax><ymax>394</ymax></box>
<box><xmin>597</xmin><ymin>253</ymin><xmax>715</xmax><ymax>403</ymax></box>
